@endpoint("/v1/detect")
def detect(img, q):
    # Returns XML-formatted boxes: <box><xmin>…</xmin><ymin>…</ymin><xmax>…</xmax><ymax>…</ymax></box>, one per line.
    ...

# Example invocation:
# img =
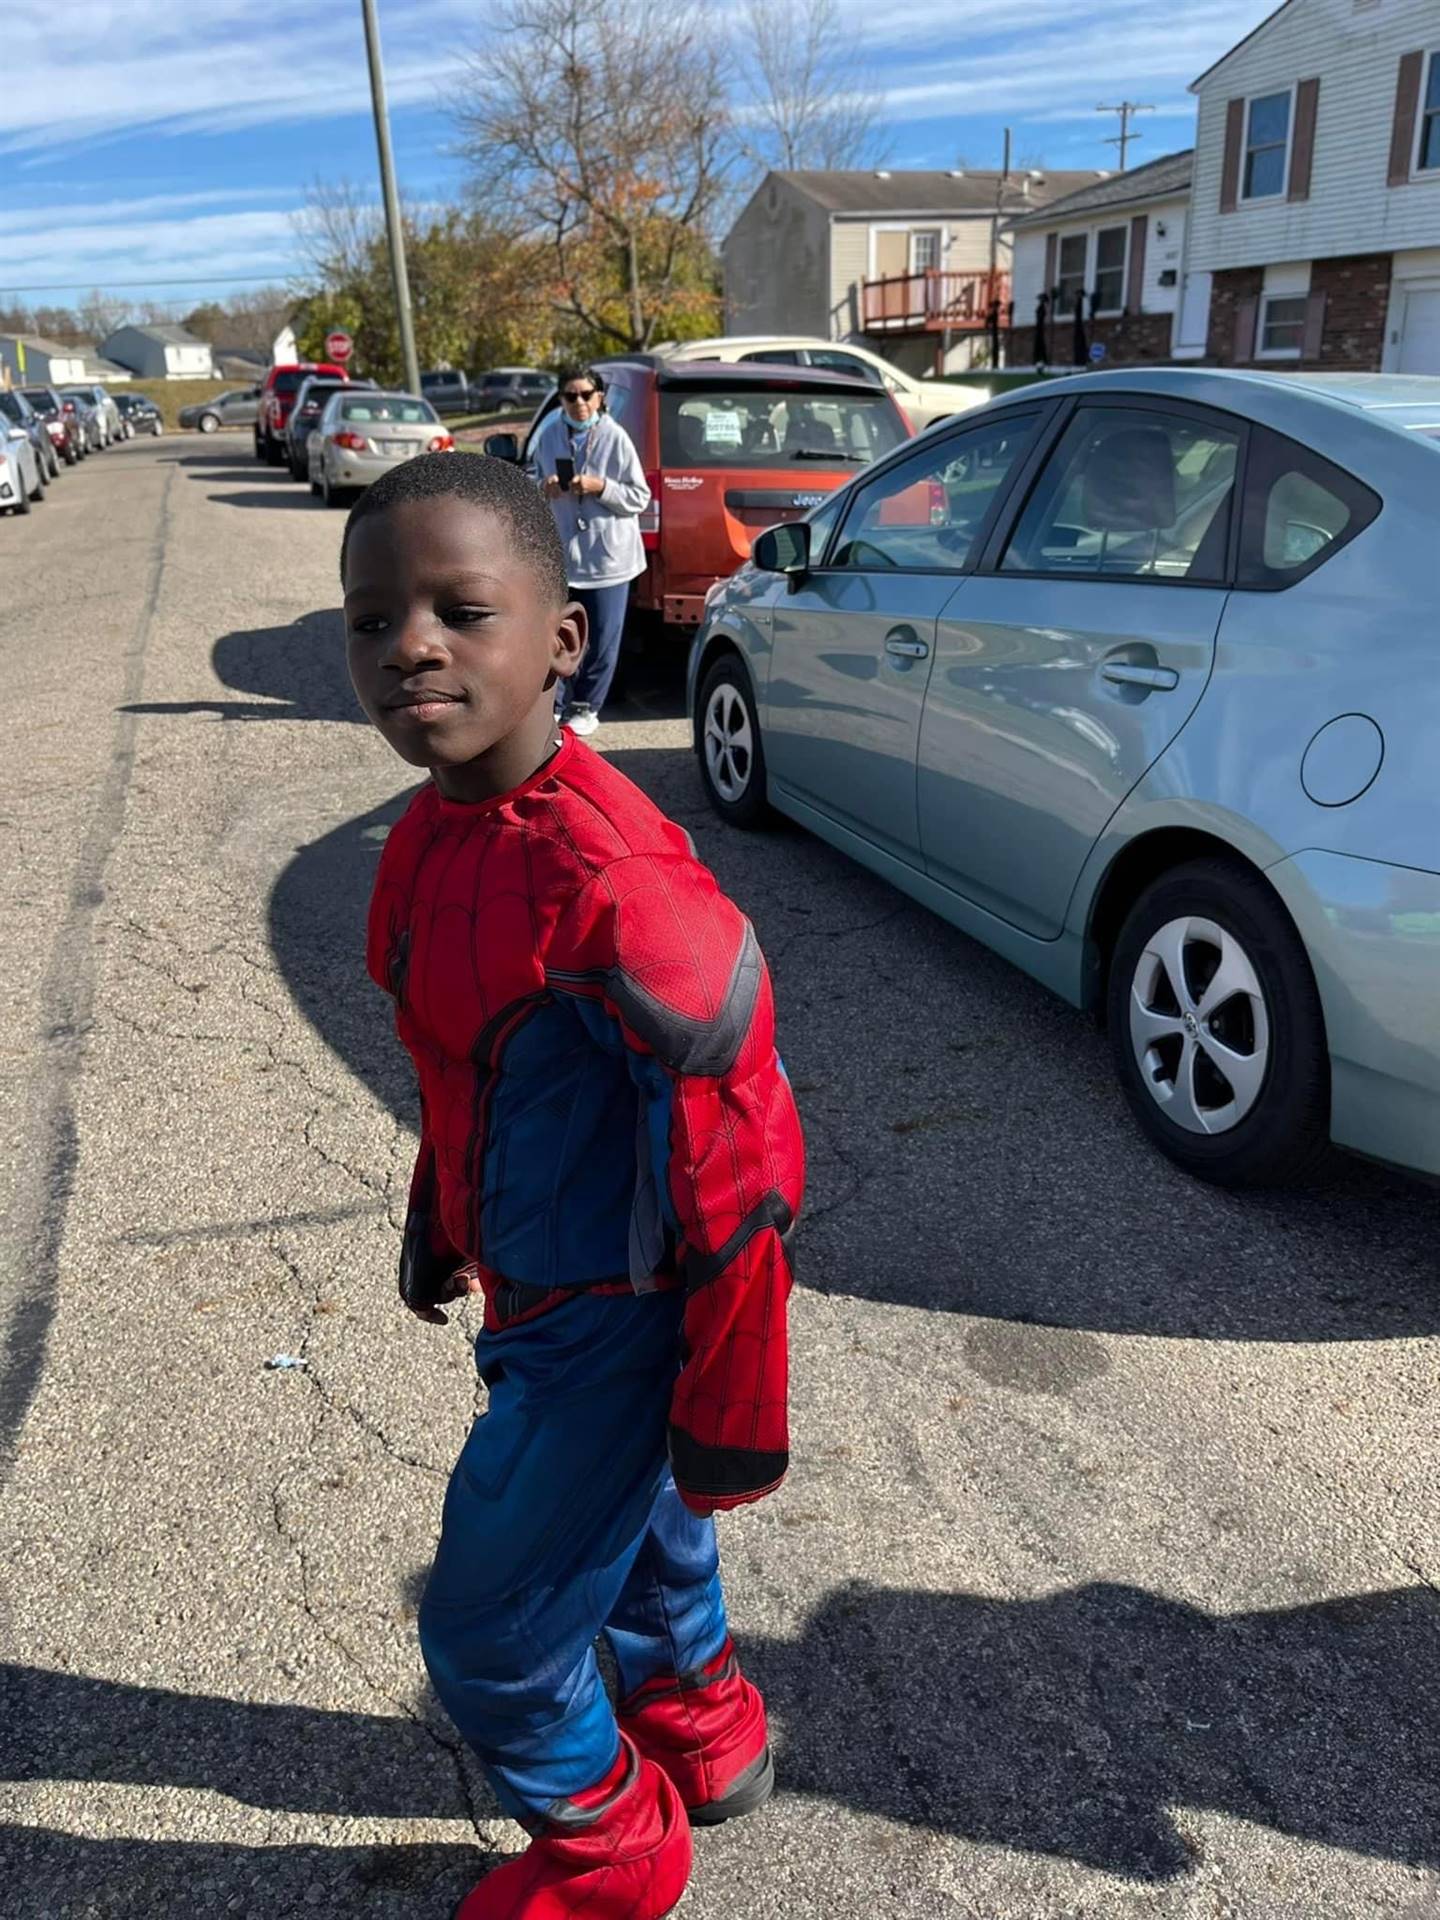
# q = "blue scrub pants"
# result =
<box><xmin>560</xmin><ymin>582</ymin><xmax>630</xmax><ymax>717</ymax></box>
<box><xmin>418</xmin><ymin>1288</ymin><xmax>729</xmax><ymax>1824</ymax></box>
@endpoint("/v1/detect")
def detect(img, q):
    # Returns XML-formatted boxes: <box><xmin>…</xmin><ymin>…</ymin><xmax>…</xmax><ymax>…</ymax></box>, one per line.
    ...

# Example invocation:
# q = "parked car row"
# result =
<box><xmin>420</xmin><ymin>366</ymin><xmax>556</xmax><ymax>417</ymax></box>
<box><xmin>249</xmin><ymin>364</ymin><xmax>455</xmax><ymax>506</ymax></box>
<box><xmin>0</xmin><ymin>380</ymin><xmax>161</xmax><ymax>519</ymax></box>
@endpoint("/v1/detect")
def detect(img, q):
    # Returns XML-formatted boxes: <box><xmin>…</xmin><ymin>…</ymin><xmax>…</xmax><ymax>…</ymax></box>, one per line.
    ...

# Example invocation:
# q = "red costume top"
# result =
<box><xmin>366</xmin><ymin>732</ymin><xmax>805</xmax><ymax>1514</ymax></box>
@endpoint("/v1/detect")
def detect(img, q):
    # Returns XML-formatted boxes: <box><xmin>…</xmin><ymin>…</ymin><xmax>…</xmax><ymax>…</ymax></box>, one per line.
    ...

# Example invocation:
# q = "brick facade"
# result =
<box><xmin>1005</xmin><ymin>308</ymin><xmax>1175</xmax><ymax>370</ymax></box>
<box><xmin>1207</xmin><ymin>254</ymin><xmax>1392</xmax><ymax>371</ymax></box>
<box><xmin>1309</xmin><ymin>253</ymin><xmax>1392</xmax><ymax>369</ymax></box>
<box><xmin>1205</xmin><ymin>267</ymin><xmax>1264</xmax><ymax>367</ymax></box>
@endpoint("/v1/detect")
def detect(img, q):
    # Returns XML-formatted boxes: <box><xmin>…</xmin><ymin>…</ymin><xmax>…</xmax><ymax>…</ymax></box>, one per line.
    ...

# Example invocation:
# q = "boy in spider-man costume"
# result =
<box><xmin>342</xmin><ymin>453</ymin><xmax>804</xmax><ymax>1919</ymax></box>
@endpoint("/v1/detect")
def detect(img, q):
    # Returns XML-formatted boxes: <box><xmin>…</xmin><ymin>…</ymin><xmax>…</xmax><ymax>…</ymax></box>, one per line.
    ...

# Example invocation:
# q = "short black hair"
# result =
<box><xmin>556</xmin><ymin>363</ymin><xmax>605</xmax><ymax>394</ymax></box>
<box><xmin>339</xmin><ymin>451</ymin><xmax>568</xmax><ymax>605</ymax></box>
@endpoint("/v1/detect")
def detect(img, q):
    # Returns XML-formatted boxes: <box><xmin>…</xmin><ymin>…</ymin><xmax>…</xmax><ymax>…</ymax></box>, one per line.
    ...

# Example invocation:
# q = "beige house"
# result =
<box><xmin>722</xmin><ymin>168</ymin><xmax>1106</xmax><ymax>375</ymax></box>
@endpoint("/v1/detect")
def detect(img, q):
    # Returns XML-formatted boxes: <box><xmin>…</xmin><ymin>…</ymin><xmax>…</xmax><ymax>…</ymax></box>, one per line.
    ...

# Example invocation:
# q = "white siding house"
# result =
<box><xmin>0</xmin><ymin>335</ymin><xmax>90</xmax><ymax>387</ymax></box>
<box><xmin>100</xmin><ymin>324</ymin><xmax>215</xmax><ymax>380</ymax></box>
<box><xmin>1007</xmin><ymin>151</ymin><xmax>1194</xmax><ymax>366</ymax></box>
<box><xmin>1187</xmin><ymin>0</ymin><xmax>1440</xmax><ymax>370</ymax></box>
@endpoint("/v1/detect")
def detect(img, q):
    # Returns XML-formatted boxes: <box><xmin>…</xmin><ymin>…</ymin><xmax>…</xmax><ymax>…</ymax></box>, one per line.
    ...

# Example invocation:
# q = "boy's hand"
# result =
<box><xmin>403</xmin><ymin>1262</ymin><xmax>483</xmax><ymax>1326</ymax></box>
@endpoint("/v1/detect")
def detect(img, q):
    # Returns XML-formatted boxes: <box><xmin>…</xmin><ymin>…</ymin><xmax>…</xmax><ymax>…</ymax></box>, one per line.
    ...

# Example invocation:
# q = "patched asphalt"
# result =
<box><xmin>2</xmin><ymin>438</ymin><xmax>1439</xmax><ymax>1920</ymax></box>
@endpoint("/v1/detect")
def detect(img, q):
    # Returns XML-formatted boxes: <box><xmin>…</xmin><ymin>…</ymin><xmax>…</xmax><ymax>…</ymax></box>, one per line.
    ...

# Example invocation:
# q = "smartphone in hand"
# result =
<box><xmin>554</xmin><ymin>456</ymin><xmax>574</xmax><ymax>492</ymax></box>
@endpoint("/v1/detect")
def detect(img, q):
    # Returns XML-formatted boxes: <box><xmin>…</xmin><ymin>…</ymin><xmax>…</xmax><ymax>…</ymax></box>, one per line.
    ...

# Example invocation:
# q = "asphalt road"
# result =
<box><xmin>3</xmin><ymin>437</ymin><xmax>1439</xmax><ymax>1920</ymax></box>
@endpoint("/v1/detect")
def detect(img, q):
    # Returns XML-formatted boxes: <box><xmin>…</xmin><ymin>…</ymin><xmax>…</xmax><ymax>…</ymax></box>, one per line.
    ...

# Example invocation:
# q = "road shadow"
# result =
<box><xmin>749</xmin><ymin>1578</ymin><xmax>1440</xmax><ymax>1880</ymax></box>
<box><xmin>4</xmin><ymin>1577</ymin><xmax>1436</xmax><ymax>1906</ymax></box>
<box><xmin>208</xmin><ymin>488</ymin><xmax>319</xmax><ymax>511</ymax></box>
<box><xmin>266</xmin><ymin>724</ymin><xmax>1440</xmax><ymax>1344</ymax></box>
<box><xmin>125</xmin><ymin>608</ymin><xmax>357</xmax><ymax>724</ymax></box>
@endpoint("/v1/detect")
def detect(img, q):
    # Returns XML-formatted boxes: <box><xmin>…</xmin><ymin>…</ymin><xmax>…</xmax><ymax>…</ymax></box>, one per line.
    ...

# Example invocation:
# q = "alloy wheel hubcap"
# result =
<box><xmin>1128</xmin><ymin>915</ymin><xmax>1270</xmax><ymax>1135</ymax></box>
<box><xmin>703</xmin><ymin>684</ymin><xmax>753</xmax><ymax>804</ymax></box>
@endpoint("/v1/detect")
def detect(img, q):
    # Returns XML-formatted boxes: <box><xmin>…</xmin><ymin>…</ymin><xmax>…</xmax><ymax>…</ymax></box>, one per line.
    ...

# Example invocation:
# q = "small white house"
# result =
<box><xmin>1007</xmin><ymin>150</ymin><xmax>1195</xmax><ymax>366</ymax></box>
<box><xmin>100</xmin><ymin>324</ymin><xmax>215</xmax><ymax>380</ymax></box>
<box><xmin>0</xmin><ymin>334</ymin><xmax>90</xmax><ymax>387</ymax></box>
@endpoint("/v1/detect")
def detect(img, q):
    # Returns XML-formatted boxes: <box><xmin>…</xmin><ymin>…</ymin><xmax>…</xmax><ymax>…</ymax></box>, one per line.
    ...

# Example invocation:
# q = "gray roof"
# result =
<box><xmin>119</xmin><ymin>324</ymin><xmax>210</xmax><ymax>347</ymax></box>
<box><xmin>1008</xmin><ymin>149</ymin><xmax>1194</xmax><ymax>229</ymax></box>
<box><xmin>776</xmin><ymin>167</ymin><xmax>1110</xmax><ymax>217</ymax></box>
<box><xmin>0</xmin><ymin>332</ymin><xmax>89</xmax><ymax>356</ymax></box>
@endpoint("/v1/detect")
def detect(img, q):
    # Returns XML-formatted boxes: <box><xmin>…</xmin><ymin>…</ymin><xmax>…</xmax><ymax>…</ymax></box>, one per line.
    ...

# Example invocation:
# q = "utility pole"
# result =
<box><xmin>361</xmin><ymin>0</ymin><xmax>421</xmax><ymax>395</ymax></box>
<box><xmin>1096</xmin><ymin>101</ymin><xmax>1154</xmax><ymax>171</ymax></box>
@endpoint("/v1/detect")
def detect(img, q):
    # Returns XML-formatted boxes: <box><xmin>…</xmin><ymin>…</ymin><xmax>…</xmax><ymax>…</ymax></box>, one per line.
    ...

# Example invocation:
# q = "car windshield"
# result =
<box><xmin>660</xmin><ymin>386</ymin><xmax>906</xmax><ymax>469</ymax></box>
<box><xmin>339</xmin><ymin>396</ymin><xmax>437</xmax><ymax>424</ymax></box>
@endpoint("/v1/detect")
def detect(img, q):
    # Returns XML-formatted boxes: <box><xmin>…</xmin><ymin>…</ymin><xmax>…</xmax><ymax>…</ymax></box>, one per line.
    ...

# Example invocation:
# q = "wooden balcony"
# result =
<box><xmin>862</xmin><ymin>268</ymin><xmax>1009</xmax><ymax>334</ymax></box>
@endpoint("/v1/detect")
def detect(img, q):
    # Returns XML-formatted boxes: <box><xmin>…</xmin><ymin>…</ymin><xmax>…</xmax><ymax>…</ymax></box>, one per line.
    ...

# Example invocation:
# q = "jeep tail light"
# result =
<box><xmin>428</xmin><ymin>434</ymin><xmax>454</xmax><ymax>452</ymax></box>
<box><xmin>640</xmin><ymin>471</ymin><xmax>661</xmax><ymax>551</ymax></box>
<box><xmin>332</xmin><ymin>430</ymin><xmax>369</xmax><ymax>452</ymax></box>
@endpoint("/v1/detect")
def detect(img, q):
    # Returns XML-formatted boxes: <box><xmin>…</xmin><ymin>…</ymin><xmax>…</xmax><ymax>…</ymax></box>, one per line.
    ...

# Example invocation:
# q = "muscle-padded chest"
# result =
<box><xmin>374</xmin><ymin>815</ymin><xmax>553</xmax><ymax>1069</ymax></box>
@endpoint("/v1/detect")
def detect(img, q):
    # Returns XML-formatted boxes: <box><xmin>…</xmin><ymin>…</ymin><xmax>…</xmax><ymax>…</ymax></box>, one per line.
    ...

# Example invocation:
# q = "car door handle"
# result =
<box><xmin>1101</xmin><ymin>662</ymin><xmax>1179</xmax><ymax>691</ymax></box>
<box><xmin>885</xmin><ymin>634</ymin><xmax>930</xmax><ymax>660</ymax></box>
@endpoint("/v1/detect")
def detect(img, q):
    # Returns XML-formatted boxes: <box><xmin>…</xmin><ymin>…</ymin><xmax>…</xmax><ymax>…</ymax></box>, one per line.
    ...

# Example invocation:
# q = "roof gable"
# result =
<box><xmin>1009</xmin><ymin>149</ymin><xmax>1193</xmax><ymax>228</ymax></box>
<box><xmin>1191</xmin><ymin>0</ymin><xmax>1298</xmax><ymax>91</ymax></box>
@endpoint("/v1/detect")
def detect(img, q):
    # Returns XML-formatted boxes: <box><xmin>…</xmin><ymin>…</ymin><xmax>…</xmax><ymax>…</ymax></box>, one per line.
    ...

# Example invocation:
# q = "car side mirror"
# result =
<box><xmin>753</xmin><ymin>521</ymin><xmax>810</xmax><ymax>578</ymax></box>
<box><xmin>485</xmin><ymin>431</ymin><xmax>520</xmax><ymax>463</ymax></box>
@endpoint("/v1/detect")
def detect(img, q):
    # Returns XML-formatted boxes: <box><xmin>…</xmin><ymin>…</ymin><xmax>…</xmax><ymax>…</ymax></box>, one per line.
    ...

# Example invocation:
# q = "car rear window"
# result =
<box><xmin>1237</xmin><ymin>425</ymin><xmax>1380</xmax><ymax>588</ymax></box>
<box><xmin>340</xmin><ymin>396</ymin><xmax>437</xmax><ymax>424</ymax></box>
<box><xmin>273</xmin><ymin>371</ymin><xmax>306</xmax><ymax>395</ymax></box>
<box><xmin>660</xmin><ymin>386</ymin><xmax>906</xmax><ymax>469</ymax></box>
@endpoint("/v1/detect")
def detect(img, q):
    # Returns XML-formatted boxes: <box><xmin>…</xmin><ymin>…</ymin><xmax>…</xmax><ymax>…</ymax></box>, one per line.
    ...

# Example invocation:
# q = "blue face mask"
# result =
<box><xmin>567</xmin><ymin>415</ymin><xmax>593</xmax><ymax>439</ymax></box>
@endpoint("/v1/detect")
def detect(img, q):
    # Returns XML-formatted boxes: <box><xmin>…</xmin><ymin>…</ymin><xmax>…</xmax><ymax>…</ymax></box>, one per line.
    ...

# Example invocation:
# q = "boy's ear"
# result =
<box><xmin>552</xmin><ymin>600</ymin><xmax>587</xmax><ymax>681</ymax></box>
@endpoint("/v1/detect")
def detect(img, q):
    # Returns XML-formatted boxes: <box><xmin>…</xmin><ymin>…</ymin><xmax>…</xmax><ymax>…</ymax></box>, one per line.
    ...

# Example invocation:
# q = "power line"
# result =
<box><xmin>0</xmin><ymin>272</ymin><xmax>300</xmax><ymax>294</ymax></box>
<box><xmin>1096</xmin><ymin>101</ymin><xmax>1154</xmax><ymax>171</ymax></box>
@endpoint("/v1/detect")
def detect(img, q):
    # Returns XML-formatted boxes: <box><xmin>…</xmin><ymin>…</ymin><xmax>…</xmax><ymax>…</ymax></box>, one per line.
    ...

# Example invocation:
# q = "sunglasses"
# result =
<box><xmin>562</xmin><ymin>387</ymin><xmax>597</xmax><ymax>401</ymax></box>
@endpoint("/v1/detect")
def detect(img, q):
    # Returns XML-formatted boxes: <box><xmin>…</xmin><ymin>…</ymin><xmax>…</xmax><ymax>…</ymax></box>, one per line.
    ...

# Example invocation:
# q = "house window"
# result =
<box><xmin>1094</xmin><ymin>226</ymin><xmax>1128</xmax><ymax>312</ymax></box>
<box><xmin>1056</xmin><ymin>233</ymin><xmax>1088</xmax><ymax>312</ymax></box>
<box><xmin>911</xmin><ymin>229</ymin><xmax>942</xmax><ymax>273</ymax></box>
<box><xmin>1419</xmin><ymin>52</ymin><xmax>1440</xmax><ymax>172</ymax></box>
<box><xmin>1259</xmin><ymin>294</ymin><xmax>1307</xmax><ymax>357</ymax></box>
<box><xmin>1243</xmin><ymin>90</ymin><xmax>1292</xmax><ymax>199</ymax></box>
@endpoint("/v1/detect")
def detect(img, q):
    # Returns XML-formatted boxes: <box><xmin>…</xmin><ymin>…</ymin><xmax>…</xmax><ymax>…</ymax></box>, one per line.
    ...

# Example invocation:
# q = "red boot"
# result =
<box><xmin>618</xmin><ymin>1638</ymin><xmax>775</xmax><ymax>1827</ymax></box>
<box><xmin>454</xmin><ymin>1740</ymin><xmax>691</xmax><ymax>1920</ymax></box>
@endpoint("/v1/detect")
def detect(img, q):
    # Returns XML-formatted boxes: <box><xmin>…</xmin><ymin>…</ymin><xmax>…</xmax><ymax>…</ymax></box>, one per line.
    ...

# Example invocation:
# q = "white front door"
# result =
<box><xmin>1397</xmin><ymin>286</ymin><xmax>1440</xmax><ymax>372</ymax></box>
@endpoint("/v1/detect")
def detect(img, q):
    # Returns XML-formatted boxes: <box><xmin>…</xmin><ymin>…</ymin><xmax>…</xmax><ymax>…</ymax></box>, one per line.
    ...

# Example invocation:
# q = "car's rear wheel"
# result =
<box><xmin>696</xmin><ymin>657</ymin><xmax>771</xmax><ymax>830</ymax></box>
<box><xmin>1106</xmin><ymin>859</ymin><xmax>1331</xmax><ymax>1188</ymax></box>
<box><xmin>322</xmin><ymin>470</ymin><xmax>346</xmax><ymax>509</ymax></box>
<box><xmin>14</xmin><ymin>480</ymin><xmax>30</xmax><ymax>514</ymax></box>
<box><xmin>29</xmin><ymin>465</ymin><xmax>44</xmax><ymax>501</ymax></box>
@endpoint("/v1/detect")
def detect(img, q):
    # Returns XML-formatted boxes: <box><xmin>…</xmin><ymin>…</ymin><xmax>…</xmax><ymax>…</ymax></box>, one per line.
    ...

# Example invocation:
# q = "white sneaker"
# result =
<box><xmin>564</xmin><ymin>705</ymin><xmax>600</xmax><ymax>738</ymax></box>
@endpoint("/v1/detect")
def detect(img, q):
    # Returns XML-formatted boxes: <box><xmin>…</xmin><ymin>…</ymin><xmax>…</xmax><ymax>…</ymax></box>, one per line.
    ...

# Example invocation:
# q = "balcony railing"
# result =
<box><xmin>862</xmin><ymin>268</ymin><xmax>1010</xmax><ymax>334</ymax></box>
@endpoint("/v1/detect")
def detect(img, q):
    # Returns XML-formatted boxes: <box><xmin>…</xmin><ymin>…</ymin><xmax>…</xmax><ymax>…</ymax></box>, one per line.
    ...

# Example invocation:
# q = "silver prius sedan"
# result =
<box><xmin>309</xmin><ymin>390</ymin><xmax>452</xmax><ymax>505</ymax></box>
<box><xmin>688</xmin><ymin>367</ymin><xmax>1440</xmax><ymax>1188</ymax></box>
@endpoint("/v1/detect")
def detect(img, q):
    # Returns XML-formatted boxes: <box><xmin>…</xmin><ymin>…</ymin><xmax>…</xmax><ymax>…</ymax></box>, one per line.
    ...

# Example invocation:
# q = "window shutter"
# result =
<box><xmin>1232</xmin><ymin>295</ymin><xmax>1258</xmax><ymax>363</ymax></box>
<box><xmin>1220</xmin><ymin>98</ymin><xmax>1245</xmax><ymax>212</ymax></box>
<box><xmin>1125</xmin><ymin>215</ymin><xmax>1148</xmax><ymax>315</ymax></box>
<box><xmin>1302</xmin><ymin>289</ymin><xmax>1327</xmax><ymax>360</ymax></box>
<box><xmin>1043</xmin><ymin>232</ymin><xmax>1057</xmax><ymax>295</ymax></box>
<box><xmin>1288</xmin><ymin>77</ymin><xmax>1319</xmax><ymax>200</ymax></box>
<box><xmin>1388</xmin><ymin>51</ymin><xmax>1424</xmax><ymax>186</ymax></box>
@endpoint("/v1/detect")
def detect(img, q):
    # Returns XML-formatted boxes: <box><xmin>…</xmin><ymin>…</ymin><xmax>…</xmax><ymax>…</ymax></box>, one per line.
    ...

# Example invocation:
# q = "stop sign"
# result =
<box><xmin>324</xmin><ymin>329</ymin><xmax>353</xmax><ymax>364</ymax></box>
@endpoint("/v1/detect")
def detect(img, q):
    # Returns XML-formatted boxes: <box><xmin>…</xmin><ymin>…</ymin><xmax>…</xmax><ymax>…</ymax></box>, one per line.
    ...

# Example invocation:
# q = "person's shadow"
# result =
<box><xmin>5</xmin><ymin>1577</ymin><xmax>1438</xmax><ymax>1911</ymax></box>
<box><xmin>124</xmin><ymin>609</ymin><xmax>358</xmax><ymax>724</ymax></box>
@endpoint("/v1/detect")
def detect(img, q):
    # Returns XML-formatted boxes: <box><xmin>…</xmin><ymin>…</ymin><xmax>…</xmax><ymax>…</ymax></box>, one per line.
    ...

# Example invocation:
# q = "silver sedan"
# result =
<box><xmin>308</xmin><ymin>390</ymin><xmax>452</xmax><ymax>505</ymax></box>
<box><xmin>689</xmin><ymin>367</ymin><xmax>1440</xmax><ymax>1188</ymax></box>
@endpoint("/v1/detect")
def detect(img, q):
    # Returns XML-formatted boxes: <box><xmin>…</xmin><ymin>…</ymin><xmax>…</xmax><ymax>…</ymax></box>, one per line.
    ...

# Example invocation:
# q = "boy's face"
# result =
<box><xmin>343</xmin><ymin>497</ymin><xmax>584</xmax><ymax>786</ymax></box>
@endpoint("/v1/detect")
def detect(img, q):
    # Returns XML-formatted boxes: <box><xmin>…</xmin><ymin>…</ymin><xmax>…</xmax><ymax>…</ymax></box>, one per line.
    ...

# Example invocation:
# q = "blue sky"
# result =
<box><xmin>1</xmin><ymin>0</ymin><xmax>1273</xmax><ymax>320</ymax></box>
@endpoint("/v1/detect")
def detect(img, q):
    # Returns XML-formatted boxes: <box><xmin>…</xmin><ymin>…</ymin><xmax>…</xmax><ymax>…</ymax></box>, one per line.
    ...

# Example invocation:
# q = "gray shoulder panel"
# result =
<box><xmin>548</xmin><ymin>919</ymin><xmax>762</xmax><ymax>1078</ymax></box>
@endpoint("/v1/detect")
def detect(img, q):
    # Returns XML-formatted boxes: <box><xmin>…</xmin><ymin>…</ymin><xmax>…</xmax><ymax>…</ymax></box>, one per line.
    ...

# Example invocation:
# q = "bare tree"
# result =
<box><xmin>736</xmin><ymin>0</ymin><xmax>888</xmax><ymax>174</ymax></box>
<box><xmin>452</xmin><ymin>0</ymin><xmax>730</xmax><ymax>352</ymax></box>
<box><xmin>78</xmin><ymin>290</ymin><xmax>131</xmax><ymax>343</ymax></box>
<box><xmin>292</xmin><ymin>179</ymin><xmax>383</xmax><ymax>282</ymax></box>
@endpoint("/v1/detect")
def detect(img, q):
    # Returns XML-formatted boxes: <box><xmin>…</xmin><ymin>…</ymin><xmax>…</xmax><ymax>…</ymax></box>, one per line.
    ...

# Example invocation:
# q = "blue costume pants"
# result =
<box><xmin>418</xmin><ymin>1289</ymin><xmax>729</xmax><ymax>1824</ymax></box>
<box><xmin>560</xmin><ymin>582</ymin><xmax>630</xmax><ymax>716</ymax></box>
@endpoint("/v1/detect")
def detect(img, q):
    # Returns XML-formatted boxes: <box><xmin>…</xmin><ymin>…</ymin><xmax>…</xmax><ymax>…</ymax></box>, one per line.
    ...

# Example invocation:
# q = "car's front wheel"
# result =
<box><xmin>696</xmin><ymin>657</ymin><xmax>771</xmax><ymax>830</ymax></box>
<box><xmin>1106</xmin><ymin>859</ymin><xmax>1330</xmax><ymax>1188</ymax></box>
<box><xmin>198</xmin><ymin>412</ymin><xmax>220</xmax><ymax>434</ymax></box>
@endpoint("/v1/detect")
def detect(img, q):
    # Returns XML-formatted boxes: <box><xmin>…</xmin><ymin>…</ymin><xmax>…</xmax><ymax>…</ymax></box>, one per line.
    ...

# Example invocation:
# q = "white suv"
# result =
<box><xmin>655</xmin><ymin>336</ymin><xmax>986</xmax><ymax>432</ymax></box>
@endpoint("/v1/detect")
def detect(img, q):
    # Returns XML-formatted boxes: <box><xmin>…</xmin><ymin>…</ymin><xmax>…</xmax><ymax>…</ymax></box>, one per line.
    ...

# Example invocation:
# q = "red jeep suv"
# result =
<box><xmin>255</xmin><ymin>362</ymin><xmax>348</xmax><ymax>466</ymax></box>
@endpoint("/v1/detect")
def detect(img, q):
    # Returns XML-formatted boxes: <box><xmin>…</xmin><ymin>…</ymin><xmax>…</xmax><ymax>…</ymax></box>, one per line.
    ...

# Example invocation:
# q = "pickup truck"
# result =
<box><xmin>419</xmin><ymin>369</ymin><xmax>481</xmax><ymax>416</ymax></box>
<box><xmin>255</xmin><ymin>362</ymin><xmax>348</xmax><ymax>465</ymax></box>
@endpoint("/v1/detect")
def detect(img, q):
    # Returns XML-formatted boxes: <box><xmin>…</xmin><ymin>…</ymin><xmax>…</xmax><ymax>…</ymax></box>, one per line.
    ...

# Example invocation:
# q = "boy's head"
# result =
<box><xmin>341</xmin><ymin>452</ymin><xmax>584</xmax><ymax>782</ymax></box>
